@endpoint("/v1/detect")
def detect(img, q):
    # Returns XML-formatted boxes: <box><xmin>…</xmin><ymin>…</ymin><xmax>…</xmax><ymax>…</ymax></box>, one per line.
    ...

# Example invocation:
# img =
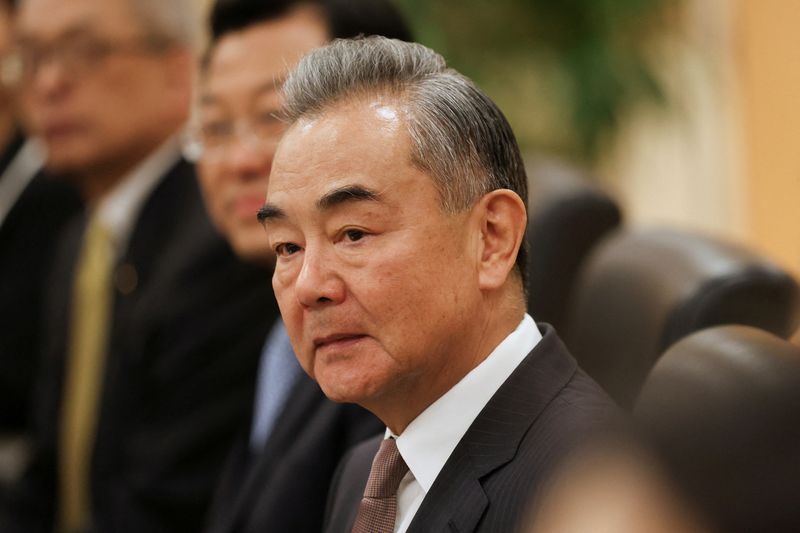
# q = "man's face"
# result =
<box><xmin>16</xmin><ymin>0</ymin><xmax>187</xmax><ymax>177</ymax></box>
<box><xmin>196</xmin><ymin>8</ymin><xmax>328</xmax><ymax>262</ymax></box>
<box><xmin>0</xmin><ymin>3</ymin><xmax>14</xmax><ymax>109</ymax></box>
<box><xmin>263</xmin><ymin>99</ymin><xmax>485</xmax><ymax>414</ymax></box>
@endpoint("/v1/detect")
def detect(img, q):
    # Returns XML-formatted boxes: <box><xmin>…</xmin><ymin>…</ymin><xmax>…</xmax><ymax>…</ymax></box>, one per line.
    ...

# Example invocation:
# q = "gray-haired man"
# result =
<box><xmin>259</xmin><ymin>37</ymin><xmax>617</xmax><ymax>533</ymax></box>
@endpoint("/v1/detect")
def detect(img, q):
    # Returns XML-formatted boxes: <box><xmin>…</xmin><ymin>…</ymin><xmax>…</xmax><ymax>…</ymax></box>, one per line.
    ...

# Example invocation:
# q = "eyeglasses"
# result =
<box><xmin>182</xmin><ymin>111</ymin><xmax>287</xmax><ymax>163</ymax></box>
<box><xmin>2</xmin><ymin>34</ymin><xmax>171</xmax><ymax>87</ymax></box>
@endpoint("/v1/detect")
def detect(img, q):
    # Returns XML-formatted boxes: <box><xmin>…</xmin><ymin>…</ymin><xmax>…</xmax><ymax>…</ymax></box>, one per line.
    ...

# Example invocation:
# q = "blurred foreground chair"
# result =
<box><xmin>564</xmin><ymin>228</ymin><xmax>800</xmax><ymax>407</ymax></box>
<box><xmin>525</xmin><ymin>159</ymin><xmax>622</xmax><ymax>331</ymax></box>
<box><xmin>635</xmin><ymin>325</ymin><xmax>800</xmax><ymax>533</ymax></box>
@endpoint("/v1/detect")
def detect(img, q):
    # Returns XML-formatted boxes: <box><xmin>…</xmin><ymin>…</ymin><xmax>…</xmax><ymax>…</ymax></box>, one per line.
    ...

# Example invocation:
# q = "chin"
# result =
<box><xmin>318</xmin><ymin>383</ymin><xmax>376</xmax><ymax>407</ymax></box>
<box><xmin>44</xmin><ymin>150</ymin><xmax>91</xmax><ymax>176</ymax></box>
<box><xmin>317</xmin><ymin>384</ymin><xmax>353</xmax><ymax>404</ymax></box>
<box><xmin>316</xmin><ymin>367</ymin><xmax>386</xmax><ymax>407</ymax></box>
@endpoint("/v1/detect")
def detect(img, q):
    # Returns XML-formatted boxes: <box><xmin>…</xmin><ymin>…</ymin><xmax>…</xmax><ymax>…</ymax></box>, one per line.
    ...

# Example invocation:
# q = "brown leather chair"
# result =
<box><xmin>635</xmin><ymin>325</ymin><xmax>800</xmax><ymax>533</ymax></box>
<box><xmin>563</xmin><ymin>228</ymin><xmax>800</xmax><ymax>407</ymax></box>
<box><xmin>525</xmin><ymin>159</ymin><xmax>622</xmax><ymax>331</ymax></box>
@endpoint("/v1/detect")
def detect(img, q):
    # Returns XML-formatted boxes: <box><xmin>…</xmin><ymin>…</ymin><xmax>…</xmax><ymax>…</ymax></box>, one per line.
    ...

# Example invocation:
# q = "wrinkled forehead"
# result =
<box><xmin>271</xmin><ymin>98</ymin><xmax>408</xmax><ymax>181</ymax></box>
<box><xmin>263</xmin><ymin>97</ymin><xmax>442</xmax><ymax>222</ymax></box>
<box><xmin>18</xmin><ymin>0</ymin><xmax>142</xmax><ymax>40</ymax></box>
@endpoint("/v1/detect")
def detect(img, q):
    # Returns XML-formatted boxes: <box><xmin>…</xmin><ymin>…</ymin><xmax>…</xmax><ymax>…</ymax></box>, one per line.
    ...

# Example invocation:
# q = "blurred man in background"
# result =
<box><xmin>0</xmin><ymin>0</ymin><xmax>276</xmax><ymax>531</ymax></box>
<box><xmin>191</xmin><ymin>1</ymin><xmax>411</xmax><ymax>531</ymax></box>
<box><xmin>0</xmin><ymin>0</ymin><xmax>82</xmax><ymax>437</ymax></box>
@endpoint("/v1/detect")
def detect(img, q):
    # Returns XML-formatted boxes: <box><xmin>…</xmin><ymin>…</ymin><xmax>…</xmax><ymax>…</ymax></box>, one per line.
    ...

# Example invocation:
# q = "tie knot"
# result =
<box><xmin>364</xmin><ymin>438</ymin><xmax>409</xmax><ymax>499</ymax></box>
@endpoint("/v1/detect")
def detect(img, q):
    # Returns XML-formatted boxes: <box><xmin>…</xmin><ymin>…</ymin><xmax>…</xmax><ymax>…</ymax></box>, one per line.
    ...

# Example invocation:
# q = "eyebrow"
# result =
<box><xmin>257</xmin><ymin>204</ymin><xmax>285</xmax><ymax>225</ymax></box>
<box><xmin>316</xmin><ymin>185</ymin><xmax>383</xmax><ymax>210</ymax></box>
<box><xmin>257</xmin><ymin>184</ymin><xmax>383</xmax><ymax>227</ymax></box>
<box><xmin>18</xmin><ymin>21</ymin><xmax>95</xmax><ymax>45</ymax></box>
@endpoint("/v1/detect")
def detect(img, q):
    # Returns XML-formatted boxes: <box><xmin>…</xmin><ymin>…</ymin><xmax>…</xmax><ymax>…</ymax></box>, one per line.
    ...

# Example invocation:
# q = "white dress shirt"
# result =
<box><xmin>95</xmin><ymin>136</ymin><xmax>183</xmax><ymax>254</ymax></box>
<box><xmin>0</xmin><ymin>138</ymin><xmax>44</xmax><ymax>227</ymax></box>
<box><xmin>388</xmin><ymin>314</ymin><xmax>542</xmax><ymax>533</ymax></box>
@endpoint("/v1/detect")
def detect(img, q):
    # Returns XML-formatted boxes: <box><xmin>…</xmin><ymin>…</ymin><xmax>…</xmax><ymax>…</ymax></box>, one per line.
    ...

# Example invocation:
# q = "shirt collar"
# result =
<box><xmin>389</xmin><ymin>313</ymin><xmax>541</xmax><ymax>491</ymax></box>
<box><xmin>96</xmin><ymin>136</ymin><xmax>183</xmax><ymax>255</ymax></box>
<box><xmin>0</xmin><ymin>138</ymin><xmax>45</xmax><ymax>227</ymax></box>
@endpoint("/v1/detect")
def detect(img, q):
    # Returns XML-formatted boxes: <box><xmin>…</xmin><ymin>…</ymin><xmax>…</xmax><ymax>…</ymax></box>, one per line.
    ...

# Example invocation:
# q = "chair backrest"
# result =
<box><xmin>525</xmin><ymin>159</ymin><xmax>622</xmax><ymax>331</ymax></box>
<box><xmin>635</xmin><ymin>325</ymin><xmax>800</xmax><ymax>533</ymax></box>
<box><xmin>563</xmin><ymin>227</ymin><xmax>800</xmax><ymax>407</ymax></box>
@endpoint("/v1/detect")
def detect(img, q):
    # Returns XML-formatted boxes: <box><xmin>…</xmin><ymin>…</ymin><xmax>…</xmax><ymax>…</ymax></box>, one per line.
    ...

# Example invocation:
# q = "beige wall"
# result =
<box><xmin>599</xmin><ymin>0</ymin><xmax>747</xmax><ymax>243</ymax></box>
<box><xmin>601</xmin><ymin>0</ymin><xmax>800</xmax><ymax>278</ymax></box>
<box><xmin>736</xmin><ymin>0</ymin><xmax>800</xmax><ymax>275</ymax></box>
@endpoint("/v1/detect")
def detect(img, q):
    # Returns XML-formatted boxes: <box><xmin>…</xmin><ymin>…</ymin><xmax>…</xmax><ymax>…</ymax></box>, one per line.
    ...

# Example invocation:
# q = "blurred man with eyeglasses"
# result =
<box><xmin>0</xmin><ymin>0</ymin><xmax>82</xmax><ymax>443</ymax></box>
<box><xmin>190</xmin><ymin>1</ymin><xmax>411</xmax><ymax>532</ymax></box>
<box><xmin>0</xmin><ymin>0</ymin><xmax>278</xmax><ymax>532</ymax></box>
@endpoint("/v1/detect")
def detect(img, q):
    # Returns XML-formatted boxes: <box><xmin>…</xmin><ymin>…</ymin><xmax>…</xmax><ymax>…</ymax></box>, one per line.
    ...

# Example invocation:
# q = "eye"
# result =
<box><xmin>275</xmin><ymin>242</ymin><xmax>302</xmax><ymax>257</ymax></box>
<box><xmin>344</xmin><ymin>229</ymin><xmax>366</xmax><ymax>242</ymax></box>
<box><xmin>200</xmin><ymin>120</ymin><xmax>233</xmax><ymax>145</ymax></box>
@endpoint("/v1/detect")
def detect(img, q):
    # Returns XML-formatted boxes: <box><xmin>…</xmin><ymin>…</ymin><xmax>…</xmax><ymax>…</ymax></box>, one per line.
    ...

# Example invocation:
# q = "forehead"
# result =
<box><xmin>18</xmin><ymin>0</ymin><xmax>140</xmax><ymax>39</ymax></box>
<box><xmin>267</xmin><ymin>99</ymin><xmax>425</xmax><ymax>204</ymax></box>
<box><xmin>203</xmin><ymin>7</ymin><xmax>329</xmax><ymax>106</ymax></box>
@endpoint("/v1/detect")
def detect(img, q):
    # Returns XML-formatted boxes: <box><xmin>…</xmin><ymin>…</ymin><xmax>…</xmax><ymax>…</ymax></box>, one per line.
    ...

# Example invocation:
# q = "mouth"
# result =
<box><xmin>314</xmin><ymin>333</ymin><xmax>369</xmax><ymax>351</ymax></box>
<box><xmin>42</xmin><ymin>122</ymin><xmax>81</xmax><ymax>143</ymax></box>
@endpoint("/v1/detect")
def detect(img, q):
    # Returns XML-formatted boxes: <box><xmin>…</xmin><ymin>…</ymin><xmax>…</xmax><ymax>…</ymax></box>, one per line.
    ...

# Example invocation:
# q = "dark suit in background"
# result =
<box><xmin>325</xmin><ymin>325</ymin><xmax>615</xmax><ymax>533</ymax></box>
<box><xmin>205</xmin><ymin>375</ymin><xmax>382</xmax><ymax>533</ymax></box>
<box><xmin>0</xmin><ymin>159</ymin><xmax>278</xmax><ymax>533</ymax></box>
<box><xmin>0</xmin><ymin>134</ymin><xmax>83</xmax><ymax>431</ymax></box>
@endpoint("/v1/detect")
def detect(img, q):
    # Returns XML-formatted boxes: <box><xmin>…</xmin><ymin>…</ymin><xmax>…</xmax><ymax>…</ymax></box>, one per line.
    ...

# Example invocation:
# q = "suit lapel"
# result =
<box><xmin>408</xmin><ymin>324</ymin><xmax>577</xmax><ymax>532</ymax></box>
<box><xmin>119</xmin><ymin>158</ymin><xmax>197</xmax><ymax>287</ymax></box>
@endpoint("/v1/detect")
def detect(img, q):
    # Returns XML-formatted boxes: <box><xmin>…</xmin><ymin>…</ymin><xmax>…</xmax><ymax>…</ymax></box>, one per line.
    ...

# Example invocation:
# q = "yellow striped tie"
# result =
<box><xmin>59</xmin><ymin>213</ymin><xmax>114</xmax><ymax>533</ymax></box>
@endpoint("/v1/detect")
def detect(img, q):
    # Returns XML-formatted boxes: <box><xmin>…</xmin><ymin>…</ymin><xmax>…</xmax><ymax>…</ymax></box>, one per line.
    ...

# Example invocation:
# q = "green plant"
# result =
<box><xmin>396</xmin><ymin>0</ymin><xmax>680</xmax><ymax>162</ymax></box>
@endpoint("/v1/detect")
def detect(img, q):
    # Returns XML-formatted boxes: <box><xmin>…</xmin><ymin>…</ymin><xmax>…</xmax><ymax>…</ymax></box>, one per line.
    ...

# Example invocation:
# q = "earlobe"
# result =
<box><xmin>476</xmin><ymin>189</ymin><xmax>527</xmax><ymax>291</ymax></box>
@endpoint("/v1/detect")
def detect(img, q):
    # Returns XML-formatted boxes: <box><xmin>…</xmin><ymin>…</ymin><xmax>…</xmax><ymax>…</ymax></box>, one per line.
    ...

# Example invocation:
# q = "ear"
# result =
<box><xmin>475</xmin><ymin>189</ymin><xmax>527</xmax><ymax>291</ymax></box>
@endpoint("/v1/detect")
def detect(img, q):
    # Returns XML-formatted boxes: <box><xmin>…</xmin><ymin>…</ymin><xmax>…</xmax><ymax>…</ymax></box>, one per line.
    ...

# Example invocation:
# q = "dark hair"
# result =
<box><xmin>209</xmin><ymin>0</ymin><xmax>412</xmax><ymax>44</ymax></box>
<box><xmin>281</xmin><ymin>37</ymin><xmax>529</xmax><ymax>281</ymax></box>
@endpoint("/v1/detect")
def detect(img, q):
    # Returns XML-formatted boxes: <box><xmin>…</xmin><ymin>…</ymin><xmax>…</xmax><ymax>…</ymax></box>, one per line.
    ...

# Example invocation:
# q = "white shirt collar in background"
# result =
<box><xmin>96</xmin><ymin>136</ymin><xmax>183</xmax><ymax>255</ymax></box>
<box><xmin>0</xmin><ymin>138</ymin><xmax>45</xmax><ymax>227</ymax></box>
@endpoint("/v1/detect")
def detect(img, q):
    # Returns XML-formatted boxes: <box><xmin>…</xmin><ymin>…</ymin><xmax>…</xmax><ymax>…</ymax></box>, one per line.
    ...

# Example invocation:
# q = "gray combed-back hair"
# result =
<box><xmin>281</xmin><ymin>36</ymin><xmax>529</xmax><ymax>279</ymax></box>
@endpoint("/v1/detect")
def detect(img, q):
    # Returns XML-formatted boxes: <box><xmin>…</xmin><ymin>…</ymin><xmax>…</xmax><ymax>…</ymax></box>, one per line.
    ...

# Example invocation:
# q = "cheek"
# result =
<box><xmin>356</xmin><ymin>252</ymin><xmax>453</xmax><ymax>340</ymax></box>
<box><xmin>197</xmin><ymin>168</ymin><xmax>225</xmax><ymax>214</ymax></box>
<box><xmin>371</xmin><ymin>241</ymin><xmax>473</xmax><ymax>346</ymax></box>
<box><xmin>273</xmin><ymin>278</ymin><xmax>312</xmax><ymax>365</ymax></box>
<box><xmin>272</xmin><ymin>261</ymin><xmax>300</xmax><ymax>297</ymax></box>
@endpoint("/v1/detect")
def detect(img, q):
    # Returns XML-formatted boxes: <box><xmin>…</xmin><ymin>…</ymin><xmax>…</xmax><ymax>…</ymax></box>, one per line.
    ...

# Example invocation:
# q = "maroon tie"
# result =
<box><xmin>352</xmin><ymin>438</ymin><xmax>409</xmax><ymax>533</ymax></box>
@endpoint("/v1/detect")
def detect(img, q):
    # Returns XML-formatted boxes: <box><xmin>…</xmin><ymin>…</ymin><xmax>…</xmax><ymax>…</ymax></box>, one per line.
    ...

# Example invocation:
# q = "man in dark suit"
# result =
<box><xmin>0</xmin><ymin>0</ymin><xmax>83</xmax><ymax>434</ymax></box>
<box><xmin>0</xmin><ymin>0</ymin><xmax>275</xmax><ymax>531</ymax></box>
<box><xmin>259</xmin><ymin>37</ymin><xmax>617</xmax><ymax>532</ymax></box>
<box><xmin>190</xmin><ymin>1</ymin><xmax>411</xmax><ymax>532</ymax></box>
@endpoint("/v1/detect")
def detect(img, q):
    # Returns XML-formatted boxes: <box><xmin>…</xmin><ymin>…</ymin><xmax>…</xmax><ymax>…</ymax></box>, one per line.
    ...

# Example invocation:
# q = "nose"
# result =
<box><xmin>224</xmin><ymin>140</ymin><xmax>272</xmax><ymax>182</ymax></box>
<box><xmin>30</xmin><ymin>58</ymin><xmax>70</xmax><ymax>101</ymax></box>
<box><xmin>294</xmin><ymin>245</ymin><xmax>345</xmax><ymax>309</ymax></box>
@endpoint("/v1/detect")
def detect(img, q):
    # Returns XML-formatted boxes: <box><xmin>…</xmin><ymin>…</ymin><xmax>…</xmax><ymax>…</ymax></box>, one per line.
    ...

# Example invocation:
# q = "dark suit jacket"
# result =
<box><xmin>0</xmin><ymin>136</ymin><xmax>83</xmax><ymax>430</ymax></box>
<box><xmin>0</xmin><ymin>158</ymin><xmax>278</xmax><ymax>533</ymax></box>
<box><xmin>204</xmin><ymin>373</ymin><xmax>383</xmax><ymax>533</ymax></box>
<box><xmin>324</xmin><ymin>324</ymin><xmax>616</xmax><ymax>533</ymax></box>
